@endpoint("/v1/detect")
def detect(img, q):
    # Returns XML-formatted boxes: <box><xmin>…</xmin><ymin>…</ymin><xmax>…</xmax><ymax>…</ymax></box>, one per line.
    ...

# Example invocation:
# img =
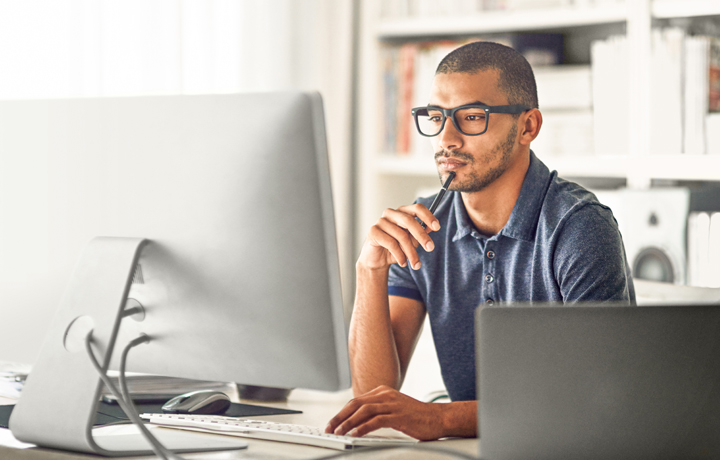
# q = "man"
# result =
<box><xmin>325</xmin><ymin>41</ymin><xmax>635</xmax><ymax>441</ymax></box>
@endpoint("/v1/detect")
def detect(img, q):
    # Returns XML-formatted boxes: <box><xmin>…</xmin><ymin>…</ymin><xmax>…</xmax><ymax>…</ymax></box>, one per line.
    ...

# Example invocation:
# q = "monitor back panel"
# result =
<box><xmin>477</xmin><ymin>305</ymin><xmax>720</xmax><ymax>460</ymax></box>
<box><xmin>0</xmin><ymin>93</ymin><xmax>350</xmax><ymax>391</ymax></box>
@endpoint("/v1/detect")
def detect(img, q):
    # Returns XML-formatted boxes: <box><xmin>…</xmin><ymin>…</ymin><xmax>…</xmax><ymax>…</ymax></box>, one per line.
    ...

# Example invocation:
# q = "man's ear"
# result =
<box><xmin>518</xmin><ymin>109</ymin><xmax>542</xmax><ymax>146</ymax></box>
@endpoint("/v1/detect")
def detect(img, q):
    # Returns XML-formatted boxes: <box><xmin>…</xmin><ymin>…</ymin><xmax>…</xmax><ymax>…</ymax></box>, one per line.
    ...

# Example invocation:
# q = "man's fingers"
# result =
<box><xmin>367</xmin><ymin>226</ymin><xmax>411</xmax><ymax>268</ymax></box>
<box><xmin>325</xmin><ymin>387</ymin><xmax>396</xmax><ymax>434</ymax></box>
<box><xmin>346</xmin><ymin>414</ymin><xmax>394</xmax><ymax>438</ymax></box>
<box><xmin>359</xmin><ymin>204</ymin><xmax>440</xmax><ymax>271</ymax></box>
<box><xmin>325</xmin><ymin>387</ymin><xmax>446</xmax><ymax>440</ymax></box>
<box><xmin>396</xmin><ymin>204</ymin><xmax>441</xmax><ymax>233</ymax></box>
<box><xmin>325</xmin><ymin>394</ymin><xmax>376</xmax><ymax>433</ymax></box>
<box><xmin>375</xmin><ymin>219</ymin><xmax>423</xmax><ymax>269</ymax></box>
<box><xmin>333</xmin><ymin>403</ymin><xmax>390</xmax><ymax>436</ymax></box>
<box><xmin>325</xmin><ymin>398</ymin><xmax>363</xmax><ymax>433</ymax></box>
<box><xmin>381</xmin><ymin>208</ymin><xmax>437</xmax><ymax>252</ymax></box>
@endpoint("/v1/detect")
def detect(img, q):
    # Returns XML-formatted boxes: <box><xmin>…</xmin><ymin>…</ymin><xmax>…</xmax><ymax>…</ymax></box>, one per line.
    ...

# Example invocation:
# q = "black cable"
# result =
<box><xmin>84</xmin><ymin>332</ymin><xmax>175</xmax><ymax>460</ymax></box>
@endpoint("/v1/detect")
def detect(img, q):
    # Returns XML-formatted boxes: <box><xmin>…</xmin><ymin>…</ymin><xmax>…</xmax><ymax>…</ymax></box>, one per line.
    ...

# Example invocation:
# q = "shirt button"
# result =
<box><xmin>486</xmin><ymin>250</ymin><xmax>495</xmax><ymax>259</ymax></box>
<box><xmin>485</xmin><ymin>274</ymin><xmax>494</xmax><ymax>283</ymax></box>
<box><xmin>486</xmin><ymin>299</ymin><xmax>494</xmax><ymax>305</ymax></box>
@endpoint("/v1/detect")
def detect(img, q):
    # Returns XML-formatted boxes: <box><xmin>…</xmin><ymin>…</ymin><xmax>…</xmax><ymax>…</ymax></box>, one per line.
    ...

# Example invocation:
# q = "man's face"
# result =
<box><xmin>427</xmin><ymin>70</ymin><xmax>520</xmax><ymax>193</ymax></box>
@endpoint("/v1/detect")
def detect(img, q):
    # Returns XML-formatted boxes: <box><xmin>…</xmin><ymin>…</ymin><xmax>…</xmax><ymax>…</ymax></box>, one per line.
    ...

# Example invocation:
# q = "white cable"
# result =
<box><xmin>311</xmin><ymin>444</ymin><xmax>480</xmax><ymax>460</ymax></box>
<box><xmin>87</xmin><ymin>335</ymin><xmax>479</xmax><ymax>460</ymax></box>
<box><xmin>84</xmin><ymin>332</ymin><xmax>175</xmax><ymax>460</ymax></box>
<box><xmin>118</xmin><ymin>335</ymin><xmax>187</xmax><ymax>460</ymax></box>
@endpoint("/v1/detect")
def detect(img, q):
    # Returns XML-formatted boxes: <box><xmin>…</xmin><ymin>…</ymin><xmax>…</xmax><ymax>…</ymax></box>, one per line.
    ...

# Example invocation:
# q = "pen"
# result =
<box><xmin>420</xmin><ymin>171</ymin><xmax>456</xmax><ymax>229</ymax></box>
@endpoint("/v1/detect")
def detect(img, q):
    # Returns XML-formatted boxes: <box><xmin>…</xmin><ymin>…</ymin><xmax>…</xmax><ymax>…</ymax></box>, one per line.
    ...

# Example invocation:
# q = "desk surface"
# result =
<box><xmin>0</xmin><ymin>391</ymin><xmax>479</xmax><ymax>460</ymax></box>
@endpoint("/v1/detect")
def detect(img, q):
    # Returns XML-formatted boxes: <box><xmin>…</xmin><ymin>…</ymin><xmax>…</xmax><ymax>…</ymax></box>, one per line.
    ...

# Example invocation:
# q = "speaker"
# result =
<box><xmin>595</xmin><ymin>188</ymin><xmax>689</xmax><ymax>284</ymax></box>
<box><xmin>595</xmin><ymin>187</ymin><xmax>720</xmax><ymax>285</ymax></box>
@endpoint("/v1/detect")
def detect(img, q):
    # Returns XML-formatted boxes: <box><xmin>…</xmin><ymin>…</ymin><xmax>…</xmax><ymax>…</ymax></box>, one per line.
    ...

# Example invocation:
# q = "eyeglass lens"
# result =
<box><xmin>416</xmin><ymin>107</ymin><xmax>488</xmax><ymax>136</ymax></box>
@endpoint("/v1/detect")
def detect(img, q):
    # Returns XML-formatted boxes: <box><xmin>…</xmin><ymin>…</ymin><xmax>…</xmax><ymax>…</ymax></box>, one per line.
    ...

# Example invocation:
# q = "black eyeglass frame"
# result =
<box><xmin>411</xmin><ymin>104</ymin><xmax>531</xmax><ymax>137</ymax></box>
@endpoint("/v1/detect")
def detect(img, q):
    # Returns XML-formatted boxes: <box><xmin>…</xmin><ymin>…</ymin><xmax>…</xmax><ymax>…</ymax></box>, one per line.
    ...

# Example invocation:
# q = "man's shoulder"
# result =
<box><xmin>540</xmin><ymin>174</ymin><xmax>617</xmax><ymax>229</ymax></box>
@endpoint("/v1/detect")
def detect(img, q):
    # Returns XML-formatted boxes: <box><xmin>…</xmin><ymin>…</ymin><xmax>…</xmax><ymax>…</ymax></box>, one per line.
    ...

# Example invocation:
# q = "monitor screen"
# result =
<box><xmin>0</xmin><ymin>92</ymin><xmax>351</xmax><ymax>392</ymax></box>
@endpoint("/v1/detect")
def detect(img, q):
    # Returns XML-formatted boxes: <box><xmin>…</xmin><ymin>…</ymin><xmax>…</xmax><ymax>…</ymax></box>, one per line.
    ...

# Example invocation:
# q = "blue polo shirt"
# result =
<box><xmin>387</xmin><ymin>151</ymin><xmax>635</xmax><ymax>402</ymax></box>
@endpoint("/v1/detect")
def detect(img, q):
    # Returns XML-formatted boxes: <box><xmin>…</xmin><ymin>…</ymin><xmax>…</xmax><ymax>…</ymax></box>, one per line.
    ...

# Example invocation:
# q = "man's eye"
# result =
<box><xmin>464</xmin><ymin>113</ymin><xmax>486</xmax><ymax>121</ymax></box>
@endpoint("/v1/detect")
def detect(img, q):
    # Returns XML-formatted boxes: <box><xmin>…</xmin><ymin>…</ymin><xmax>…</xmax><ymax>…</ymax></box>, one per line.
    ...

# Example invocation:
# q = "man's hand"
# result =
<box><xmin>324</xmin><ymin>385</ymin><xmax>447</xmax><ymax>441</ymax></box>
<box><xmin>359</xmin><ymin>204</ymin><xmax>441</xmax><ymax>272</ymax></box>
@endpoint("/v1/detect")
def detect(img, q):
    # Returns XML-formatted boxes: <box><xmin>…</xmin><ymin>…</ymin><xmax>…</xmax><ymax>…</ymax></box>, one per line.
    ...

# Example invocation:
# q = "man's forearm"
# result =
<box><xmin>348</xmin><ymin>264</ymin><xmax>402</xmax><ymax>395</ymax></box>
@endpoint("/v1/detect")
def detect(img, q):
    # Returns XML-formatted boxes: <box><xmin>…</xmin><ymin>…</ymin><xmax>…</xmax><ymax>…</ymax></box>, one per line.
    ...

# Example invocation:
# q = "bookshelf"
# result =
<box><xmin>376</xmin><ymin>4</ymin><xmax>628</xmax><ymax>38</ymax></box>
<box><xmin>356</xmin><ymin>0</ymin><xmax>720</xmax><ymax>245</ymax></box>
<box><xmin>653</xmin><ymin>0</ymin><xmax>720</xmax><ymax>19</ymax></box>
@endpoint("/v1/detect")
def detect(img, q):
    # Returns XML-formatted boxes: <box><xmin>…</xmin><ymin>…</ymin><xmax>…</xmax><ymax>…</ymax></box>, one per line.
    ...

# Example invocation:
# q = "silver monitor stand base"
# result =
<box><xmin>8</xmin><ymin>237</ymin><xmax>246</xmax><ymax>456</ymax></box>
<box><xmin>92</xmin><ymin>425</ymin><xmax>247</xmax><ymax>455</ymax></box>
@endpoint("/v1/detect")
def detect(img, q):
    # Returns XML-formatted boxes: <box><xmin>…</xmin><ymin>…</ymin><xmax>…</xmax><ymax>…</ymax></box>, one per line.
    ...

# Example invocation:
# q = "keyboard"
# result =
<box><xmin>141</xmin><ymin>413</ymin><xmax>419</xmax><ymax>450</ymax></box>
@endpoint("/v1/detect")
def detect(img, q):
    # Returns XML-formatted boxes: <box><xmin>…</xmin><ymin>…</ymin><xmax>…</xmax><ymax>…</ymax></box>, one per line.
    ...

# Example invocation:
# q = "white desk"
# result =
<box><xmin>0</xmin><ymin>391</ymin><xmax>479</xmax><ymax>459</ymax></box>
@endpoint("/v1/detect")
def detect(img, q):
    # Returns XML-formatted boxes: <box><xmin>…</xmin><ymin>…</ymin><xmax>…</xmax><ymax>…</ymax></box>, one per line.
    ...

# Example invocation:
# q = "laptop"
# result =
<box><xmin>476</xmin><ymin>304</ymin><xmax>720</xmax><ymax>460</ymax></box>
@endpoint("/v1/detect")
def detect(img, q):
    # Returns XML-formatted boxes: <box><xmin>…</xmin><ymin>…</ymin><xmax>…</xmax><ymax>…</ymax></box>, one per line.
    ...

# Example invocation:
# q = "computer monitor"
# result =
<box><xmin>0</xmin><ymin>92</ymin><xmax>351</xmax><ymax>454</ymax></box>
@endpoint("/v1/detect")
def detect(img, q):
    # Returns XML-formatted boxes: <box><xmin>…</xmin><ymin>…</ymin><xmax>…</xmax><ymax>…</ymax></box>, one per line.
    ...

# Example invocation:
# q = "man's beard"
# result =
<box><xmin>434</xmin><ymin>123</ymin><xmax>518</xmax><ymax>193</ymax></box>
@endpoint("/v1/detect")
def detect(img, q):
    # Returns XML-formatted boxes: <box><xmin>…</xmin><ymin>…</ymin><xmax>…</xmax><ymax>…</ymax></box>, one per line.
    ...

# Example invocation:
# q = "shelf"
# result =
<box><xmin>376</xmin><ymin>4</ymin><xmax>628</xmax><ymax>39</ymax></box>
<box><xmin>640</xmin><ymin>154</ymin><xmax>720</xmax><ymax>181</ymax></box>
<box><xmin>543</xmin><ymin>155</ymin><xmax>629</xmax><ymax>179</ymax></box>
<box><xmin>377</xmin><ymin>155</ymin><xmax>436</xmax><ymax>176</ymax></box>
<box><xmin>360</xmin><ymin>0</ymin><xmax>720</xmax><ymax>240</ymax></box>
<box><xmin>376</xmin><ymin>154</ymin><xmax>720</xmax><ymax>183</ymax></box>
<box><xmin>652</xmin><ymin>0</ymin><xmax>720</xmax><ymax>19</ymax></box>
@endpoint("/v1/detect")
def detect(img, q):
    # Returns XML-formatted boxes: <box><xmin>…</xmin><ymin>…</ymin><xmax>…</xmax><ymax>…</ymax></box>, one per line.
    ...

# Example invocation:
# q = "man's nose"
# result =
<box><xmin>436</xmin><ymin>116</ymin><xmax>463</xmax><ymax>152</ymax></box>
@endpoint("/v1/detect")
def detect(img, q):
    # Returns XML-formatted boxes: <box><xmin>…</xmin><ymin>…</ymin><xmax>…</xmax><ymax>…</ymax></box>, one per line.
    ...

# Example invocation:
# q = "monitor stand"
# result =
<box><xmin>9</xmin><ymin>237</ymin><xmax>247</xmax><ymax>456</ymax></box>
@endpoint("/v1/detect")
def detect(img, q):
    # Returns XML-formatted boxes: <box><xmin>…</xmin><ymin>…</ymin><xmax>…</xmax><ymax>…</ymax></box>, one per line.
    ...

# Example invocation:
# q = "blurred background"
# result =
<box><xmin>1</xmin><ymin>0</ymin><xmax>720</xmax><ymax>399</ymax></box>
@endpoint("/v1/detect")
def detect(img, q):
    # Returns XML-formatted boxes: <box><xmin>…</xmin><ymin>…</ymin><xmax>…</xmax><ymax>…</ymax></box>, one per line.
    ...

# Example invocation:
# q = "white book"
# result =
<box><xmin>683</xmin><ymin>36</ymin><xmax>710</xmax><ymax>155</ymax></box>
<box><xmin>532</xmin><ymin>109</ymin><xmax>593</xmax><ymax>156</ymax></box>
<box><xmin>534</xmin><ymin>65</ymin><xmax>592</xmax><ymax>110</ymax></box>
<box><xmin>508</xmin><ymin>0</ymin><xmax>570</xmax><ymax>10</ymax></box>
<box><xmin>709</xmin><ymin>212</ymin><xmax>720</xmax><ymax>288</ymax></box>
<box><xmin>707</xmin><ymin>113</ymin><xmax>720</xmax><ymax>155</ymax></box>
<box><xmin>688</xmin><ymin>212</ymin><xmax>699</xmax><ymax>286</ymax></box>
<box><xmin>689</xmin><ymin>212</ymin><xmax>712</xmax><ymax>287</ymax></box>
<box><xmin>650</xmin><ymin>28</ymin><xmax>683</xmax><ymax>155</ymax></box>
<box><xmin>592</xmin><ymin>35</ymin><xmax>629</xmax><ymax>155</ymax></box>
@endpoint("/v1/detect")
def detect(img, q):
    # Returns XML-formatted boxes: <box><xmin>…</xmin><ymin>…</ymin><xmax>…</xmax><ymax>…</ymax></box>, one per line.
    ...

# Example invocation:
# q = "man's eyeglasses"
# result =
<box><xmin>411</xmin><ymin>104</ymin><xmax>531</xmax><ymax>137</ymax></box>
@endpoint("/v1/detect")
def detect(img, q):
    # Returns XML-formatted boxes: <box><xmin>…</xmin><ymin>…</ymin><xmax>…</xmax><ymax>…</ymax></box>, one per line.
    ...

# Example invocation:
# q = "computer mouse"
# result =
<box><xmin>161</xmin><ymin>390</ymin><xmax>231</xmax><ymax>415</ymax></box>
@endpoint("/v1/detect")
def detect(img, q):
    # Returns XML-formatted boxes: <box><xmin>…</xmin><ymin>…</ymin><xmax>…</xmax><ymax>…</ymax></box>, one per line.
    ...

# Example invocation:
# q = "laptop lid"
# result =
<box><xmin>476</xmin><ymin>304</ymin><xmax>720</xmax><ymax>460</ymax></box>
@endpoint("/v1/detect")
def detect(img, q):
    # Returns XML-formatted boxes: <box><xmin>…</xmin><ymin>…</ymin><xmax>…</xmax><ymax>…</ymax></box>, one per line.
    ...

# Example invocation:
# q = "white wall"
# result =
<box><xmin>0</xmin><ymin>0</ymin><xmax>356</xmax><ymax>364</ymax></box>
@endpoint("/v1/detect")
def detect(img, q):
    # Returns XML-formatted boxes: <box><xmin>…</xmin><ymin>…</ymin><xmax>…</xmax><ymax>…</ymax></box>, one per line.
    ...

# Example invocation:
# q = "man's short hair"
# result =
<box><xmin>436</xmin><ymin>41</ymin><xmax>539</xmax><ymax>109</ymax></box>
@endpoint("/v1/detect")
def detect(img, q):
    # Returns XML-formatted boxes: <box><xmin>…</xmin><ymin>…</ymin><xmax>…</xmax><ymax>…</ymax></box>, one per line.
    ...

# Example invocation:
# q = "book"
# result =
<box><xmin>591</xmin><ymin>35</ymin><xmax>629</xmax><ymax>155</ymax></box>
<box><xmin>534</xmin><ymin>65</ymin><xmax>592</xmax><ymax>110</ymax></box>
<box><xmin>709</xmin><ymin>38</ymin><xmax>720</xmax><ymax>112</ymax></box>
<box><xmin>688</xmin><ymin>211</ymin><xmax>711</xmax><ymax>287</ymax></box>
<box><xmin>650</xmin><ymin>28</ymin><xmax>683</xmax><ymax>155</ymax></box>
<box><xmin>707</xmin><ymin>113</ymin><xmax>720</xmax><ymax>154</ymax></box>
<box><xmin>379</xmin><ymin>35</ymin><xmax>565</xmax><ymax>157</ymax></box>
<box><xmin>683</xmin><ymin>35</ymin><xmax>710</xmax><ymax>155</ymax></box>
<box><xmin>396</xmin><ymin>42</ymin><xmax>417</xmax><ymax>155</ymax></box>
<box><xmin>709</xmin><ymin>212</ymin><xmax>720</xmax><ymax>288</ymax></box>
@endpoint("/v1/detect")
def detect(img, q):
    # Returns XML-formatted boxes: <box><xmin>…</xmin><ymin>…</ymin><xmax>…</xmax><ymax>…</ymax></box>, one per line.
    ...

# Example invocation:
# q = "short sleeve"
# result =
<box><xmin>387</xmin><ymin>262</ymin><xmax>424</xmax><ymax>302</ymax></box>
<box><xmin>553</xmin><ymin>203</ymin><xmax>635</xmax><ymax>304</ymax></box>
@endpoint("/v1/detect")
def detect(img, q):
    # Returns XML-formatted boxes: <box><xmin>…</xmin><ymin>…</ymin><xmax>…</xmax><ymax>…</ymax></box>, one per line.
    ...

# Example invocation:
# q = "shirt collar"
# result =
<box><xmin>451</xmin><ymin>150</ymin><xmax>551</xmax><ymax>243</ymax></box>
<box><xmin>451</xmin><ymin>192</ymin><xmax>474</xmax><ymax>242</ymax></box>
